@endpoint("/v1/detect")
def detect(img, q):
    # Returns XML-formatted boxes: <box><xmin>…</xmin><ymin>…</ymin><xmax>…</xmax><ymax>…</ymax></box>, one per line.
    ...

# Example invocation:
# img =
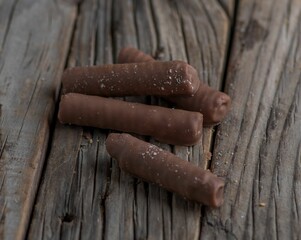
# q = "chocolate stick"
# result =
<box><xmin>118</xmin><ymin>47</ymin><xmax>231</xmax><ymax>126</ymax></box>
<box><xmin>58</xmin><ymin>93</ymin><xmax>203</xmax><ymax>146</ymax></box>
<box><xmin>118</xmin><ymin>47</ymin><xmax>154</xmax><ymax>63</ymax></box>
<box><xmin>106</xmin><ymin>133</ymin><xmax>225</xmax><ymax>207</ymax></box>
<box><xmin>62</xmin><ymin>61</ymin><xmax>200</xmax><ymax>97</ymax></box>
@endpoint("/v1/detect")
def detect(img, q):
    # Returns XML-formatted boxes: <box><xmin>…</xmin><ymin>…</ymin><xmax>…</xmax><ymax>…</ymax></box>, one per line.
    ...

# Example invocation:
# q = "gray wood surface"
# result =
<box><xmin>218</xmin><ymin>0</ymin><xmax>235</xmax><ymax>20</ymax></box>
<box><xmin>3</xmin><ymin>0</ymin><xmax>300</xmax><ymax>239</ymax></box>
<box><xmin>27</xmin><ymin>0</ymin><xmax>232</xmax><ymax>239</ymax></box>
<box><xmin>0</xmin><ymin>0</ymin><xmax>76</xmax><ymax>239</ymax></box>
<box><xmin>201</xmin><ymin>0</ymin><xmax>301</xmax><ymax>239</ymax></box>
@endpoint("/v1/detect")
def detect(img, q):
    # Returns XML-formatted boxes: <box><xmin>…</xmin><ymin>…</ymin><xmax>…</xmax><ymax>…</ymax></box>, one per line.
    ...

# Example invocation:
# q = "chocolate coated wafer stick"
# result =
<box><xmin>62</xmin><ymin>61</ymin><xmax>199</xmax><ymax>97</ymax></box>
<box><xmin>118</xmin><ymin>47</ymin><xmax>231</xmax><ymax>126</ymax></box>
<box><xmin>118</xmin><ymin>47</ymin><xmax>154</xmax><ymax>63</ymax></box>
<box><xmin>106</xmin><ymin>133</ymin><xmax>225</xmax><ymax>207</ymax></box>
<box><xmin>58</xmin><ymin>93</ymin><xmax>203</xmax><ymax>146</ymax></box>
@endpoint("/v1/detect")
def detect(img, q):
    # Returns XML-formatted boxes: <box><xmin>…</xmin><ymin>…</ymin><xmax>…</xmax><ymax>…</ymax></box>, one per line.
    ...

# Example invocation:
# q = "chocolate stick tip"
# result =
<box><xmin>211</xmin><ymin>178</ymin><xmax>225</xmax><ymax>207</ymax></box>
<box><xmin>118</xmin><ymin>47</ymin><xmax>154</xmax><ymax>64</ymax></box>
<box><xmin>105</xmin><ymin>133</ymin><xmax>124</xmax><ymax>158</ymax></box>
<box><xmin>57</xmin><ymin>94</ymin><xmax>68</xmax><ymax>124</ymax></box>
<box><xmin>207</xmin><ymin>92</ymin><xmax>231</xmax><ymax>126</ymax></box>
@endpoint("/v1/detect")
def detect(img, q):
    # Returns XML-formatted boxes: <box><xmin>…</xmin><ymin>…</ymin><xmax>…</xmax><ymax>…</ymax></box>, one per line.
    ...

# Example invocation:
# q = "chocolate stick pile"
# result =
<box><xmin>58</xmin><ymin>47</ymin><xmax>231</xmax><ymax>208</ymax></box>
<box><xmin>118</xmin><ymin>47</ymin><xmax>231</xmax><ymax>126</ymax></box>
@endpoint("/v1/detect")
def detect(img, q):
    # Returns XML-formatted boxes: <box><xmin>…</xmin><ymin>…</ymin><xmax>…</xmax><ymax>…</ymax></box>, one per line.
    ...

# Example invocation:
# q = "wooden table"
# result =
<box><xmin>1</xmin><ymin>0</ymin><xmax>300</xmax><ymax>239</ymax></box>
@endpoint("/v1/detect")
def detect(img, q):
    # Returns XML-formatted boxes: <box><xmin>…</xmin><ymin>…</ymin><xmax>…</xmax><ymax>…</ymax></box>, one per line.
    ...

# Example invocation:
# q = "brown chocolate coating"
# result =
<box><xmin>58</xmin><ymin>93</ymin><xmax>203</xmax><ymax>146</ymax></box>
<box><xmin>118</xmin><ymin>47</ymin><xmax>154</xmax><ymax>63</ymax></box>
<box><xmin>118</xmin><ymin>47</ymin><xmax>231</xmax><ymax>126</ymax></box>
<box><xmin>167</xmin><ymin>86</ymin><xmax>231</xmax><ymax>126</ymax></box>
<box><xmin>62</xmin><ymin>61</ymin><xmax>199</xmax><ymax>97</ymax></box>
<box><xmin>106</xmin><ymin>133</ymin><xmax>225</xmax><ymax>207</ymax></box>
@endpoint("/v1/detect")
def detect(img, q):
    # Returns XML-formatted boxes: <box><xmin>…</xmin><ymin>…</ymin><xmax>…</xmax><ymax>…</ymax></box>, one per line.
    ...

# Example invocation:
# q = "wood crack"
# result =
<box><xmin>1</xmin><ymin>0</ymin><xmax>20</xmax><ymax>50</ymax></box>
<box><xmin>91</xmin><ymin>136</ymin><xmax>99</xmax><ymax>210</ymax></box>
<box><xmin>0</xmin><ymin>202</ymin><xmax>7</xmax><ymax>222</ymax></box>
<box><xmin>216</xmin><ymin>0</ymin><xmax>232</xmax><ymax>21</ymax></box>
<box><xmin>199</xmin><ymin>1</ymin><xmax>221</xmax><ymax>57</ymax></box>
<box><xmin>293</xmin><ymin>141</ymin><xmax>301</xmax><ymax>221</ymax></box>
<box><xmin>149</xmin><ymin>0</ymin><xmax>163</xmax><ymax>59</ymax></box>
<box><xmin>178</xmin><ymin>12</ymin><xmax>189</xmax><ymax>63</ymax></box>
<box><xmin>0</xmin><ymin>135</ymin><xmax>8</xmax><ymax>160</ymax></box>
<box><xmin>22</xmin><ymin>32</ymin><xmax>32</xmax><ymax>64</ymax></box>
<box><xmin>110</xmin><ymin>0</ymin><xmax>116</xmax><ymax>62</ymax></box>
<box><xmin>133</xmin><ymin>0</ymin><xmax>140</xmax><ymax>49</ymax></box>
<box><xmin>17</xmin><ymin>76</ymin><xmax>40</xmax><ymax>139</ymax></box>
<box><xmin>63</xmin><ymin>0</ymin><xmax>82</xmax><ymax>69</ymax></box>
<box><xmin>219</xmin><ymin>0</ymin><xmax>239</xmax><ymax>92</ymax></box>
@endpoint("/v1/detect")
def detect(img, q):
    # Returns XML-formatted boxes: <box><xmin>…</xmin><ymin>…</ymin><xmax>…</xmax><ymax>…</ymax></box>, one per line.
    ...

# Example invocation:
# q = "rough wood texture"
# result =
<box><xmin>0</xmin><ymin>0</ymin><xmax>76</xmax><ymax>239</ymax></box>
<box><xmin>218</xmin><ymin>0</ymin><xmax>235</xmax><ymax>19</ymax></box>
<box><xmin>3</xmin><ymin>0</ymin><xmax>301</xmax><ymax>239</ymax></box>
<box><xmin>28</xmin><ymin>0</ymin><xmax>232</xmax><ymax>239</ymax></box>
<box><xmin>201</xmin><ymin>0</ymin><xmax>301</xmax><ymax>239</ymax></box>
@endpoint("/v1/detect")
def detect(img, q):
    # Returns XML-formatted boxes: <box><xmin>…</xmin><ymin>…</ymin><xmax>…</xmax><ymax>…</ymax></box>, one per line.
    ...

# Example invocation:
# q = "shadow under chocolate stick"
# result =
<box><xmin>118</xmin><ymin>47</ymin><xmax>231</xmax><ymax>126</ymax></box>
<box><xmin>106</xmin><ymin>133</ymin><xmax>225</xmax><ymax>208</ymax></box>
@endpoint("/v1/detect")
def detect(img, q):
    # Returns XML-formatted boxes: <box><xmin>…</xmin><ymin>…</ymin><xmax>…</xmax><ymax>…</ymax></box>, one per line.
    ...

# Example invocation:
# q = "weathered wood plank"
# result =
<box><xmin>201</xmin><ymin>0</ymin><xmax>301</xmax><ymax>239</ymax></box>
<box><xmin>28</xmin><ymin>0</ymin><xmax>233</xmax><ymax>239</ymax></box>
<box><xmin>29</xmin><ymin>3</ymin><xmax>106</xmax><ymax>239</ymax></box>
<box><xmin>218</xmin><ymin>0</ymin><xmax>235</xmax><ymax>20</ymax></box>
<box><xmin>28</xmin><ymin>0</ymin><xmax>111</xmax><ymax>239</ymax></box>
<box><xmin>0</xmin><ymin>0</ymin><xmax>18</xmax><ymax>49</ymax></box>
<box><xmin>0</xmin><ymin>0</ymin><xmax>76</xmax><ymax>239</ymax></box>
<box><xmin>104</xmin><ymin>1</ymin><xmax>137</xmax><ymax>240</ymax></box>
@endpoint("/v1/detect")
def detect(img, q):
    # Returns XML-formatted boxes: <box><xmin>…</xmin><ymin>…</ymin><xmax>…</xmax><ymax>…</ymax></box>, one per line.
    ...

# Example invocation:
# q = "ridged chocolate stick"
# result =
<box><xmin>58</xmin><ymin>93</ymin><xmax>203</xmax><ymax>146</ymax></box>
<box><xmin>62</xmin><ymin>61</ymin><xmax>199</xmax><ymax>97</ymax></box>
<box><xmin>106</xmin><ymin>133</ymin><xmax>225</xmax><ymax>207</ymax></box>
<box><xmin>118</xmin><ymin>47</ymin><xmax>231</xmax><ymax>126</ymax></box>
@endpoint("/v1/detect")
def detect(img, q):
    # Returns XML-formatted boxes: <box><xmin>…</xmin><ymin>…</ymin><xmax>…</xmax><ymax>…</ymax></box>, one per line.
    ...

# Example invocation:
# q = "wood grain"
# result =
<box><xmin>218</xmin><ymin>0</ymin><xmax>235</xmax><ymax>20</ymax></box>
<box><xmin>28</xmin><ymin>0</ymin><xmax>233</xmax><ymax>239</ymax></box>
<box><xmin>0</xmin><ymin>0</ymin><xmax>76</xmax><ymax>239</ymax></box>
<box><xmin>201</xmin><ymin>0</ymin><xmax>301</xmax><ymax>239</ymax></box>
